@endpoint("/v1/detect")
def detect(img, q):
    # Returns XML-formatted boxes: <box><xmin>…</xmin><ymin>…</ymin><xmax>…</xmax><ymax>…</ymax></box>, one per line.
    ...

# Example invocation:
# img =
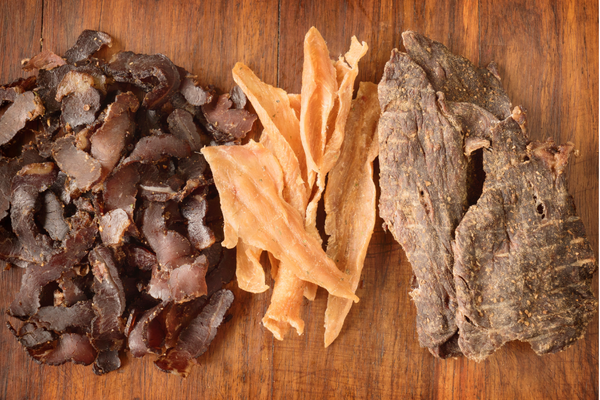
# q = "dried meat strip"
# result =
<box><xmin>64</xmin><ymin>30</ymin><xmax>112</xmax><ymax>65</ymax></box>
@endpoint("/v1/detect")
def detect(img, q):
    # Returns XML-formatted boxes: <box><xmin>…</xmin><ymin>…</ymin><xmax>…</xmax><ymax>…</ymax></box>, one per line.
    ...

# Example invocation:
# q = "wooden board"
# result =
<box><xmin>0</xmin><ymin>1</ymin><xmax>597</xmax><ymax>399</ymax></box>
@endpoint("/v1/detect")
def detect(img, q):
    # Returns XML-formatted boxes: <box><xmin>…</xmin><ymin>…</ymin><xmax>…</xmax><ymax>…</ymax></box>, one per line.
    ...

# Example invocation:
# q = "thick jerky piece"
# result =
<box><xmin>201</xmin><ymin>93</ymin><xmax>256</xmax><ymax>143</ymax></box>
<box><xmin>52</xmin><ymin>135</ymin><xmax>102</xmax><ymax>191</ymax></box>
<box><xmin>167</xmin><ymin>109</ymin><xmax>203</xmax><ymax>151</ymax></box>
<box><xmin>21</xmin><ymin>49</ymin><xmax>66</xmax><ymax>71</ymax></box>
<box><xmin>56</xmin><ymin>72</ymin><xmax>101</xmax><ymax>129</ymax></box>
<box><xmin>122</xmin><ymin>134</ymin><xmax>191</xmax><ymax>165</ymax></box>
<box><xmin>378</xmin><ymin>49</ymin><xmax>467</xmax><ymax>354</ymax></box>
<box><xmin>9</xmin><ymin>211</ymin><xmax>98</xmax><ymax>318</ymax></box>
<box><xmin>64</xmin><ymin>30</ymin><xmax>112</xmax><ymax>64</ymax></box>
<box><xmin>128</xmin><ymin>302</ymin><xmax>168</xmax><ymax>357</ymax></box>
<box><xmin>32</xmin><ymin>301</ymin><xmax>95</xmax><ymax>332</ymax></box>
<box><xmin>11</xmin><ymin>163</ymin><xmax>58</xmax><ymax>263</ymax></box>
<box><xmin>36</xmin><ymin>64</ymin><xmax>74</xmax><ymax>113</ymax></box>
<box><xmin>154</xmin><ymin>289</ymin><xmax>233</xmax><ymax>376</ymax></box>
<box><xmin>0</xmin><ymin>91</ymin><xmax>45</xmax><ymax>145</ymax></box>
<box><xmin>124</xmin><ymin>244</ymin><xmax>157</xmax><ymax>271</ymax></box>
<box><xmin>89</xmin><ymin>246</ymin><xmax>126</xmax><ymax>374</ymax></box>
<box><xmin>181</xmin><ymin>194</ymin><xmax>215</xmax><ymax>251</ymax></box>
<box><xmin>0</xmin><ymin>147</ymin><xmax>44</xmax><ymax>219</ymax></box>
<box><xmin>39</xmin><ymin>190</ymin><xmax>69</xmax><ymax>241</ymax></box>
<box><xmin>99</xmin><ymin>209</ymin><xmax>131</xmax><ymax>246</ymax></box>
<box><xmin>401</xmin><ymin>31</ymin><xmax>512</xmax><ymax>120</ymax></box>
<box><xmin>179</xmin><ymin>76</ymin><xmax>213</xmax><ymax>106</ymax></box>
<box><xmin>90</xmin><ymin>92</ymin><xmax>139</xmax><ymax>182</ymax></box>
<box><xmin>105</xmin><ymin>51</ymin><xmax>180</xmax><ymax>109</ymax></box>
<box><xmin>453</xmin><ymin>111</ymin><xmax>598</xmax><ymax>361</ymax></box>
<box><xmin>103</xmin><ymin>163</ymin><xmax>139</xmax><ymax>217</ymax></box>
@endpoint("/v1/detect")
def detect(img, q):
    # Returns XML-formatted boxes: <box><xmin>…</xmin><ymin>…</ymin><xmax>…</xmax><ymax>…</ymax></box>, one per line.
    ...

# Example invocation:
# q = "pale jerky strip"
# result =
<box><xmin>262</xmin><ymin>264</ymin><xmax>305</xmax><ymax>339</ymax></box>
<box><xmin>235</xmin><ymin>240</ymin><xmax>269</xmax><ymax>293</ymax></box>
<box><xmin>202</xmin><ymin>142</ymin><xmax>358</xmax><ymax>302</ymax></box>
<box><xmin>323</xmin><ymin>82</ymin><xmax>379</xmax><ymax>347</ymax></box>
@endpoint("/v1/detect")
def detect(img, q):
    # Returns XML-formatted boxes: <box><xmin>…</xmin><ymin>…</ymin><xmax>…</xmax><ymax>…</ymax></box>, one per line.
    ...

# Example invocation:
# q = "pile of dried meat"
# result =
<box><xmin>378</xmin><ymin>31</ymin><xmax>598</xmax><ymax>360</ymax></box>
<box><xmin>1</xmin><ymin>30</ymin><xmax>256</xmax><ymax>376</ymax></box>
<box><xmin>204</xmin><ymin>27</ymin><xmax>379</xmax><ymax>346</ymax></box>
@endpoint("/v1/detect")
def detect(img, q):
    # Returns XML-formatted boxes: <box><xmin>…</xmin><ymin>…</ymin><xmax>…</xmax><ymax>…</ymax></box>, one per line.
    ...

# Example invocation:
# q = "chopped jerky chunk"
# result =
<box><xmin>36</xmin><ymin>64</ymin><xmax>75</xmax><ymax>113</ymax></box>
<box><xmin>229</xmin><ymin>85</ymin><xmax>247</xmax><ymax>109</ymax></box>
<box><xmin>179</xmin><ymin>76</ymin><xmax>213</xmax><ymax>106</ymax></box>
<box><xmin>103</xmin><ymin>164</ymin><xmax>139</xmax><ymax>217</ymax></box>
<box><xmin>58</xmin><ymin>269</ymin><xmax>89</xmax><ymax>306</ymax></box>
<box><xmin>154</xmin><ymin>289</ymin><xmax>233</xmax><ymax>376</ymax></box>
<box><xmin>64</xmin><ymin>30</ymin><xmax>112</xmax><ymax>64</ymax></box>
<box><xmin>39</xmin><ymin>190</ymin><xmax>69</xmax><ymax>242</ymax></box>
<box><xmin>0</xmin><ymin>91</ymin><xmax>45</xmax><ymax>145</ymax></box>
<box><xmin>55</xmin><ymin>71</ymin><xmax>95</xmax><ymax>102</ymax></box>
<box><xmin>106</xmin><ymin>51</ymin><xmax>180</xmax><ymax>109</ymax></box>
<box><xmin>201</xmin><ymin>93</ymin><xmax>257</xmax><ymax>143</ymax></box>
<box><xmin>128</xmin><ymin>302</ymin><xmax>169</xmax><ymax>357</ymax></box>
<box><xmin>123</xmin><ymin>134</ymin><xmax>191</xmax><ymax>165</ymax></box>
<box><xmin>167</xmin><ymin>109</ymin><xmax>203</xmax><ymax>151</ymax></box>
<box><xmin>181</xmin><ymin>194</ymin><xmax>215</xmax><ymax>251</ymax></box>
<box><xmin>0</xmin><ymin>76</ymin><xmax>37</xmax><ymax>106</ymax></box>
<box><xmin>52</xmin><ymin>135</ymin><xmax>102</xmax><ymax>191</ymax></box>
<box><xmin>99</xmin><ymin>209</ymin><xmax>131</xmax><ymax>246</ymax></box>
<box><xmin>33</xmin><ymin>301</ymin><xmax>95</xmax><ymax>332</ymax></box>
<box><xmin>0</xmin><ymin>147</ymin><xmax>44</xmax><ymax>220</ymax></box>
<box><xmin>124</xmin><ymin>244</ymin><xmax>157</xmax><ymax>271</ymax></box>
<box><xmin>22</xmin><ymin>49</ymin><xmax>66</xmax><ymax>72</ymax></box>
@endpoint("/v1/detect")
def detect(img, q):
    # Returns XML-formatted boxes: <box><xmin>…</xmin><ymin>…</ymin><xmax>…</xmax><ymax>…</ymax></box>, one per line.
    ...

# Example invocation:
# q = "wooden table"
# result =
<box><xmin>0</xmin><ymin>1</ymin><xmax>597</xmax><ymax>399</ymax></box>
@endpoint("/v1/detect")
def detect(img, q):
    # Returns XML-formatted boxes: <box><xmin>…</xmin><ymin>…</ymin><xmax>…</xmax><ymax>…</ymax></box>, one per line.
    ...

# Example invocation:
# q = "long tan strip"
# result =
<box><xmin>202</xmin><ymin>142</ymin><xmax>359</xmax><ymax>303</ymax></box>
<box><xmin>323</xmin><ymin>82</ymin><xmax>380</xmax><ymax>347</ymax></box>
<box><xmin>236</xmin><ymin>240</ymin><xmax>269</xmax><ymax>293</ymax></box>
<box><xmin>262</xmin><ymin>264</ymin><xmax>306</xmax><ymax>339</ymax></box>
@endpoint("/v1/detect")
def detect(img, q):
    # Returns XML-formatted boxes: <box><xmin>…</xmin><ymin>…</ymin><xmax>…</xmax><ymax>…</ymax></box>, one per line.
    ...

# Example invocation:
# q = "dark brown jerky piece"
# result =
<box><xmin>32</xmin><ymin>301</ymin><xmax>95</xmax><ymax>332</ymax></box>
<box><xmin>39</xmin><ymin>190</ymin><xmax>69</xmax><ymax>241</ymax></box>
<box><xmin>401</xmin><ymin>31</ymin><xmax>512</xmax><ymax>120</ymax></box>
<box><xmin>0</xmin><ymin>76</ymin><xmax>37</xmax><ymax>106</ymax></box>
<box><xmin>229</xmin><ymin>85</ymin><xmax>247</xmax><ymax>109</ymax></box>
<box><xmin>0</xmin><ymin>147</ymin><xmax>44</xmax><ymax>219</ymax></box>
<box><xmin>52</xmin><ymin>135</ymin><xmax>102</xmax><ymax>191</ymax></box>
<box><xmin>128</xmin><ymin>302</ymin><xmax>169</xmax><ymax>357</ymax></box>
<box><xmin>59</xmin><ymin>87</ymin><xmax>102</xmax><ymax>129</ymax></box>
<box><xmin>200</xmin><ymin>93</ymin><xmax>256</xmax><ymax>143</ymax></box>
<box><xmin>106</xmin><ymin>51</ymin><xmax>180</xmax><ymax>109</ymax></box>
<box><xmin>11</xmin><ymin>163</ymin><xmax>59</xmax><ymax>263</ymax></box>
<box><xmin>161</xmin><ymin>297</ymin><xmax>207</xmax><ymax>350</ymax></box>
<box><xmin>0</xmin><ymin>226</ymin><xmax>24</xmax><ymax>264</ymax></box>
<box><xmin>34</xmin><ymin>113</ymin><xmax>61</xmax><ymax>158</ymax></box>
<box><xmin>58</xmin><ymin>269</ymin><xmax>89</xmax><ymax>306</ymax></box>
<box><xmin>179</xmin><ymin>76</ymin><xmax>213</xmax><ymax>106</ymax></box>
<box><xmin>378</xmin><ymin>49</ymin><xmax>467</xmax><ymax>354</ymax></box>
<box><xmin>181</xmin><ymin>194</ymin><xmax>215</xmax><ymax>251</ymax></box>
<box><xmin>167</xmin><ymin>109</ymin><xmax>203</xmax><ymax>151</ymax></box>
<box><xmin>103</xmin><ymin>164</ymin><xmax>139</xmax><ymax>217</ymax></box>
<box><xmin>124</xmin><ymin>245</ymin><xmax>157</xmax><ymax>271</ymax></box>
<box><xmin>90</xmin><ymin>92</ymin><xmax>139</xmax><ymax>182</ymax></box>
<box><xmin>138</xmin><ymin>162</ymin><xmax>184</xmax><ymax>202</ymax></box>
<box><xmin>154</xmin><ymin>289</ymin><xmax>233</xmax><ymax>376</ymax></box>
<box><xmin>175</xmin><ymin>153</ymin><xmax>210</xmax><ymax>201</ymax></box>
<box><xmin>55</xmin><ymin>71</ymin><xmax>95</xmax><ymax>102</ymax></box>
<box><xmin>89</xmin><ymin>245</ymin><xmax>126</xmax><ymax>374</ymax></box>
<box><xmin>453</xmin><ymin>111</ymin><xmax>598</xmax><ymax>361</ymax></box>
<box><xmin>21</xmin><ymin>49</ymin><xmax>66</xmax><ymax>72</ymax></box>
<box><xmin>64</xmin><ymin>30</ymin><xmax>112</xmax><ymax>65</ymax></box>
<box><xmin>0</xmin><ymin>91</ymin><xmax>45</xmax><ymax>145</ymax></box>
<box><xmin>9</xmin><ymin>322</ymin><xmax>55</xmax><ymax>349</ymax></box>
<box><xmin>122</xmin><ymin>134</ymin><xmax>191</xmax><ymax>165</ymax></box>
<box><xmin>99</xmin><ymin>209</ymin><xmax>131</xmax><ymax>246</ymax></box>
<box><xmin>205</xmin><ymin>247</ymin><xmax>236</xmax><ymax>297</ymax></box>
<box><xmin>42</xmin><ymin>333</ymin><xmax>97</xmax><ymax>366</ymax></box>
<box><xmin>9</xmin><ymin>211</ymin><xmax>98</xmax><ymax>318</ymax></box>
<box><xmin>36</xmin><ymin>64</ymin><xmax>75</xmax><ymax>113</ymax></box>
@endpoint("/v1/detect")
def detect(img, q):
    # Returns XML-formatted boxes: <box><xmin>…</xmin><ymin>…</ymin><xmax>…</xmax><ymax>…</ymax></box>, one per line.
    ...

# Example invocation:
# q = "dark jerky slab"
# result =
<box><xmin>60</xmin><ymin>88</ymin><xmax>101</xmax><ymax>129</ymax></box>
<box><xmin>64</xmin><ymin>30</ymin><xmax>112</xmax><ymax>65</ymax></box>
<box><xmin>9</xmin><ymin>211</ymin><xmax>97</xmax><ymax>318</ymax></box>
<box><xmin>378</xmin><ymin>49</ymin><xmax>467</xmax><ymax>354</ymax></box>
<box><xmin>179</xmin><ymin>76</ymin><xmax>213</xmax><ymax>106</ymax></box>
<box><xmin>52</xmin><ymin>135</ymin><xmax>102</xmax><ymax>191</ymax></box>
<box><xmin>124</xmin><ymin>244</ymin><xmax>157</xmax><ymax>271</ymax></box>
<box><xmin>103</xmin><ymin>163</ymin><xmax>139</xmax><ymax>217</ymax></box>
<box><xmin>181</xmin><ymin>194</ymin><xmax>215</xmax><ymax>251</ymax></box>
<box><xmin>33</xmin><ymin>301</ymin><xmax>95</xmax><ymax>332</ymax></box>
<box><xmin>0</xmin><ymin>146</ymin><xmax>44</xmax><ymax>219</ymax></box>
<box><xmin>154</xmin><ymin>289</ymin><xmax>233</xmax><ymax>376</ymax></box>
<box><xmin>401</xmin><ymin>31</ymin><xmax>512</xmax><ymax>120</ymax></box>
<box><xmin>11</xmin><ymin>163</ymin><xmax>59</xmax><ymax>263</ymax></box>
<box><xmin>0</xmin><ymin>91</ymin><xmax>45</xmax><ymax>145</ymax></box>
<box><xmin>453</xmin><ymin>111</ymin><xmax>598</xmax><ymax>361</ymax></box>
<box><xmin>200</xmin><ymin>93</ymin><xmax>256</xmax><ymax>143</ymax></box>
<box><xmin>36</xmin><ymin>64</ymin><xmax>74</xmax><ymax>113</ymax></box>
<box><xmin>21</xmin><ymin>49</ymin><xmax>66</xmax><ymax>72</ymax></box>
<box><xmin>39</xmin><ymin>190</ymin><xmax>69</xmax><ymax>241</ymax></box>
<box><xmin>167</xmin><ymin>109</ymin><xmax>202</xmax><ymax>151</ymax></box>
<box><xmin>123</xmin><ymin>134</ymin><xmax>191</xmax><ymax>165</ymax></box>
<box><xmin>128</xmin><ymin>302</ymin><xmax>169</xmax><ymax>357</ymax></box>
<box><xmin>90</xmin><ymin>92</ymin><xmax>139</xmax><ymax>182</ymax></box>
<box><xmin>89</xmin><ymin>246</ymin><xmax>126</xmax><ymax>374</ymax></box>
<box><xmin>106</xmin><ymin>51</ymin><xmax>180</xmax><ymax>109</ymax></box>
<box><xmin>99</xmin><ymin>209</ymin><xmax>131</xmax><ymax>246</ymax></box>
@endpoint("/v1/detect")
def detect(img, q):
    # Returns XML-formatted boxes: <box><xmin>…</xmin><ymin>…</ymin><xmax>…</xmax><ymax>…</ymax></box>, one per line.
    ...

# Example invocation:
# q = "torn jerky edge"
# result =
<box><xmin>1</xmin><ymin>30</ymin><xmax>253</xmax><ymax>376</ymax></box>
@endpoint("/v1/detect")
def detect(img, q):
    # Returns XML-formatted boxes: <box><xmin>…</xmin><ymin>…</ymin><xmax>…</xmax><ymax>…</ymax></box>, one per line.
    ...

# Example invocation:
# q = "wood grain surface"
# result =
<box><xmin>0</xmin><ymin>1</ymin><xmax>597</xmax><ymax>399</ymax></box>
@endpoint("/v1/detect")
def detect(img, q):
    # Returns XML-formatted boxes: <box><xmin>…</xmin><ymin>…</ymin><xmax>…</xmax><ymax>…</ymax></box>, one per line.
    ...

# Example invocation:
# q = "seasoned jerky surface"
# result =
<box><xmin>378</xmin><ymin>31</ymin><xmax>597</xmax><ymax>360</ymax></box>
<box><xmin>1</xmin><ymin>29</ymin><xmax>255</xmax><ymax>375</ymax></box>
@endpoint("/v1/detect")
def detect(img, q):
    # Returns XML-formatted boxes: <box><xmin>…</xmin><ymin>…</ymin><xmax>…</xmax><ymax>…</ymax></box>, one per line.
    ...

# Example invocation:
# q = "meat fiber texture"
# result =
<box><xmin>1</xmin><ymin>29</ymin><xmax>250</xmax><ymax>375</ymax></box>
<box><xmin>378</xmin><ymin>31</ymin><xmax>597</xmax><ymax>360</ymax></box>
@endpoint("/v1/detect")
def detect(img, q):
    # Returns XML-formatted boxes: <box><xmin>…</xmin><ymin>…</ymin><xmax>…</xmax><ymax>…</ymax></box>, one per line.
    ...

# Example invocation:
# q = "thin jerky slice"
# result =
<box><xmin>122</xmin><ymin>134</ymin><xmax>191</xmax><ymax>165</ymax></box>
<box><xmin>64</xmin><ymin>30</ymin><xmax>112</xmax><ymax>65</ymax></box>
<box><xmin>201</xmin><ymin>93</ymin><xmax>257</xmax><ymax>143</ymax></box>
<box><xmin>124</xmin><ymin>244</ymin><xmax>157</xmax><ymax>271</ymax></box>
<box><xmin>128</xmin><ymin>302</ymin><xmax>169</xmax><ymax>357</ymax></box>
<box><xmin>181</xmin><ymin>193</ymin><xmax>215</xmax><ymax>251</ymax></box>
<box><xmin>323</xmin><ymin>82</ymin><xmax>379</xmax><ymax>347</ymax></box>
<box><xmin>39</xmin><ymin>190</ymin><xmax>69</xmax><ymax>242</ymax></box>
<box><xmin>90</xmin><ymin>92</ymin><xmax>139</xmax><ymax>182</ymax></box>
<box><xmin>41</xmin><ymin>333</ymin><xmax>97</xmax><ymax>366</ymax></box>
<box><xmin>202</xmin><ymin>142</ymin><xmax>358</xmax><ymax>302</ymax></box>
<box><xmin>179</xmin><ymin>76</ymin><xmax>213</xmax><ymax>106</ymax></box>
<box><xmin>453</xmin><ymin>110</ymin><xmax>598</xmax><ymax>361</ymax></box>
<box><xmin>154</xmin><ymin>289</ymin><xmax>233</xmax><ymax>377</ymax></box>
<box><xmin>0</xmin><ymin>76</ymin><xmax>37</xmax><ymax>106</ymax></box>
<box><xmin>9</xmin><ymin>211</ymin><xmax>98</xmax><ymax>318</ymax></box>
<box><xmin>106</xmin><ymin>51</ymin><xmax>180</xmax><ymax>109</ymax></box>
<box><xmin>401</xmin><ymin>31</ymin><xmax>512</xmax><ymax>120</ymax></box>
<box><xmin>58</xmin><ymin>269</ymin><xmax>88</xmax><ymax>306</ymax></box>
<box><xmin>33</xmin><ymin>301</ymin><xmax>95</xmax><ymax>332</ymax></box>
<box><xmin>378</xmin><ymin>49</ymin><xmax>468</xmax><ymax>354</ymax></box>
<box><xmin>52</xmin><ymin>135</ymin><xmax>102</xmax><ymax>191</ymax></box>
<box><xmin>0</xmin><ymin>91</ymin><xmax>45</xmax><ymax>145</ymax></box>
<box><xmin>21</xmin><ymin>49</ymin><xmax>66</xmax><ymax>71</ymax></box>
<box><xmin>0</xmin><ymin>147</ymin><xmax>44</xmax><ymax>219</ymax></box>
<box><xmin>167</xmin><ymin>109</ymin><xmax>203</xmax><ymax>151</ymax></box>
<box><xmin>103</xmin><ymin>163</ymin><xmax>139</xmax><ymax>217</ymax></box>
<box><xmin>10</xmin><ymin>162</ymin><xmax>58</xmax><ymax>263</ymax></box>
<box><xmin>36</xmin><ymin>64</ymin><xmax>74</xmax><ymax>113</ymax></box>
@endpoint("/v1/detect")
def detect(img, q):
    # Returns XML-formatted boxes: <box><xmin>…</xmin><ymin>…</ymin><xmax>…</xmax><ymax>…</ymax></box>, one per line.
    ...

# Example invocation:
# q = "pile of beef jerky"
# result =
<box><xmin>0</xmin><ymin>30</ymin><xmax>257</xmax><ymax>376</ymax></box>
<box><xmin>378</xmin><ymin>31</ymin><xmax>597</xmax><ymax>361</ymax></box>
